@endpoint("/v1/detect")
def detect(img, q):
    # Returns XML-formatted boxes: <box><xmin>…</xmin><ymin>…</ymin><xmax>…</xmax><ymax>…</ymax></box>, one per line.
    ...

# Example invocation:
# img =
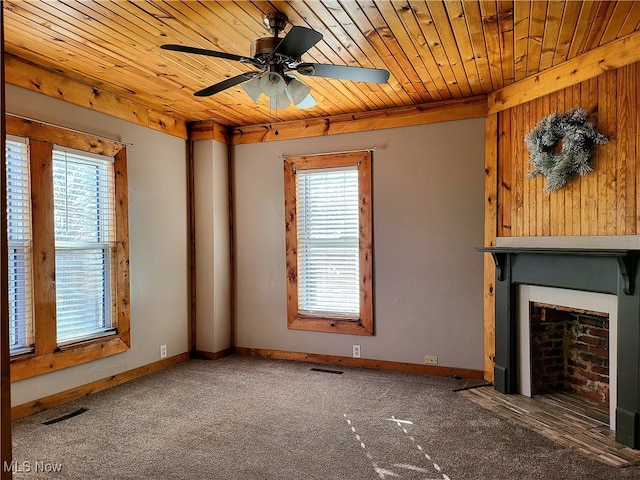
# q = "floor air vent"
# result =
<box><xmin>43</xmin><ymin>408</ymin><xmax>88</xmax><ymax>425</ymax></box>
<box><xmin>310</xmin><ymin>367</ymin><xmax>343</xmax><ymax>374</ymax></box>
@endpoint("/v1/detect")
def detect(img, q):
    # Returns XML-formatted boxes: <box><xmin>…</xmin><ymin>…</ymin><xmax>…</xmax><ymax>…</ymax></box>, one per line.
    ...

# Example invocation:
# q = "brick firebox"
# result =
<box><xmin>530</xmin><ymin>302</ymin><xmax>609</xmax><ymax>404</ymax></box>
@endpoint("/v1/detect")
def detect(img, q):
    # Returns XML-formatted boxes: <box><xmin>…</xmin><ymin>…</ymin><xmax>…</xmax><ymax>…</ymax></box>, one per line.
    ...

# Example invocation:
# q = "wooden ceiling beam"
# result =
<box><xmin>488</xmin><ymin>30</ymin><xmax>640</xmax><ymax>114</ymax></box>
<box><xmin>228</xmin><ymin>95</ymin><xmax>487</xmax><ymax>144</ymax></box>
<box><xmin>5</xmin><ymin>55</ymin><xmax>188</xmax><ymax>139</ymax></box>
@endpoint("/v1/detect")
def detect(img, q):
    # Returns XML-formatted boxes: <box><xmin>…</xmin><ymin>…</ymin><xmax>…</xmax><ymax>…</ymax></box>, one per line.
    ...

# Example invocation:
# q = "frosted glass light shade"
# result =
<box><xmin>260</xmin><ymin>72</ymin><xmax>286</xmax><ymax>97</ymax></box>
<box><xmin>285</xmin><ymin>77</ymin><xmax>312</xmax><ymax>105</ymax></box>
<box><xmin>295</xmin><ymin>93</ymin><xmax>317</xmax><ymax>109</ymax></box>
<box><xmin>240</xmin><ymin>72</ymin><xmax>315</xmax><ymax>109</ymax></box>
<box><xmin>269</xmin><ymin>90</ymin><xmax>291</xmax><ymax>110</ymax></box>
<box><xmin>241</xmin><ymin>77</ymin><xmax>262</xmax><ymax>103</ymax></box>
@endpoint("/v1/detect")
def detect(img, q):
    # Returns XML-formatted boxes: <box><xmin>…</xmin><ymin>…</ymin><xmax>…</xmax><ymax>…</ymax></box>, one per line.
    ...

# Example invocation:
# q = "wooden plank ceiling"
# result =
<box><xmin>4</xmin><ymin>1</ymin><xmax>640</xmax><ymax>128</ymax></box>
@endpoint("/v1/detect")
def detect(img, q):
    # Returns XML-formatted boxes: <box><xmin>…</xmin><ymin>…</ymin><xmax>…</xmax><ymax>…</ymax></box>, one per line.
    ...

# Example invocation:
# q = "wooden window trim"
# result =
<box><xmin>284</xmin><ymin>151</ymin><xmax>373</xmax><ymax>335</ymax></box>
<box><xmin>6</xmin><ymin>115</ymin><xmax>130</xmax><ymax>381</ymax></box>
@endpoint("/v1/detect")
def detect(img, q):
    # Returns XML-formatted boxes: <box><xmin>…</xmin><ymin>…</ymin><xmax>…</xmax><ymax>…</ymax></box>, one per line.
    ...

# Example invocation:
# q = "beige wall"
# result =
<box><xmin>234</xmin><ymin>119</ymin><xmax>485</xmax><ymax>369</ymax></box>
<box><xmin>5</xmin><ymin>82</ymin><xmax>484</xmax><ymax>406</ymax></box>
<box><xmin>7</xmin><ymin>85</ymin><xmax>189</xmax><ymax>405</ymax></box>
<box><xmin>193</xmin><ymin>140</ymin><xmax>231</xmax><ymax>353</ymax></box>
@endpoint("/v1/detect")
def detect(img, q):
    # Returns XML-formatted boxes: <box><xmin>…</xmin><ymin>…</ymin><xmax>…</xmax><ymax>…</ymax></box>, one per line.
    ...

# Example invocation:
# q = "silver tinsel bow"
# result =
<box><xmin>524</xmin><ymin>108</ymin><xmax>608</xmax><ymax>191</ymax></box>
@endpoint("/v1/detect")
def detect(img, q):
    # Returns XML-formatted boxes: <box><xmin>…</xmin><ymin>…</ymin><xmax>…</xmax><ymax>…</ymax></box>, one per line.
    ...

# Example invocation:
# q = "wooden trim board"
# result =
<box><xmin>6</xmin><ymin>114</ymin><xmax>124</xmax><ymax>157</ymax></box>
<box><xmin>187</xmin><ymin>96</ymin><xmax>487</xmax><ymax>145</ymax></box>
<box><xmin>188</xmin><ymin>121</ymin><xmax>232</xmax><ymax>143</ymax></box>
<box><xmin>483</xmin><ymin>113</ymin><xmax>498</xmax><ymax>382</ymax></box>
<box><xmin>191</xmin><ymin>349</ymin><xmax>234</xmax><ymax>361</ymax></box>
<box><xmin>11</xmin><ymin>353</ymin><xmax>189</xmax><ymax>420</ymax></box>
<box><xmin>7</xmin><ymin>120</ymin><xmax>132</xmax><ymax>381</ymax></box>
<box><xmin>5</xmin><ymin>55</ymin><xmax>187</xmax><ymax>140</ymax></box>
<box><xmin>234</xmin><ymin>347</ymin><xmax>484</xmax><ymax>379</ymax></box>
<box><xmin>187</xmin><ymin>140</ymin><xmax>196</xmax><ymax>353</ymax></box>
<box><xmin>230</xmin><ymin>96</ymin><xmax>488</xmax><ymax>144</ymax></box>
<box><xmin>488</xmin><ymin>30</ymin><xmax>640</xmax><ymax>114</ymax></box>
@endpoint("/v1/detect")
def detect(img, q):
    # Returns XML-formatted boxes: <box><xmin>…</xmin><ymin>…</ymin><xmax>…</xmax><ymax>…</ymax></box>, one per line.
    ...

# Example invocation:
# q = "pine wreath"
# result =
<box><xmin>525</xmin><ymin>108</ymin><xmax>608</xmax><ymax>192</ymax></box>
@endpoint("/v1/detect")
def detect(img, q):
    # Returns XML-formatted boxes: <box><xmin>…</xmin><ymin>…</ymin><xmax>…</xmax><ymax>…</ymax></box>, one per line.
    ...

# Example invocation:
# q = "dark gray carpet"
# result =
<box><xmin>11</xmin><ymin>355</ymin><xmax>640</xmax><ymax>479</ymax></box>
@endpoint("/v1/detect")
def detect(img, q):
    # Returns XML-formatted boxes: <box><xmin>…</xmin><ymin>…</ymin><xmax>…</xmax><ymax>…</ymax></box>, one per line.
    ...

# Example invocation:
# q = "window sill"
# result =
<box><xmin>10</xmin><ymin>334</ymin><xmax>130</xmax><ymax>382</ymax></box>
<box><xmin>288</xmin><ymin>315</ymin><xmax>373</xmax><ymax>335</ymax></box>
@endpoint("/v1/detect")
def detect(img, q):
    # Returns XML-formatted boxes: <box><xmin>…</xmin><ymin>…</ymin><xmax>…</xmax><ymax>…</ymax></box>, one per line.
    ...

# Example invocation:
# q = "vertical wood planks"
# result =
<box><xmin>582</xmin><ymin>77</ymin><xmax>598</xmax><ymax>235</ymax></box>
<box><xmin>540</xmin><ymin>94</ymin><xmax>550</xmax><ymax>236</ymax></box>
<box><xmin>512</xmin><ymin>105</ymin><xmax>523</xmax><ymax>237</ymax></box>
<box><xmin>531</xmin><ymin>97</ymin><xmax>539</xmax><ymax>235</ymax></box>
<box><xmin>615</xmin><ymin>65</ymin><xmax>633</xmax><ymax>235</ymax></box>
<box><xmin>497</xmin><ymin>109</ymin><xmax>511</xmax><ymax>236</ymax></box>
<box><xmin>597</xmin><ymin>70</ymin><xmax>617</xmax><ymax>235</ymax></box>
<box><xmin>571</xmin><ymin>83</ymin><xmax>583</xmax><ymax>235</ymax></box>
<box><xmin>485</xmin><ymin>59</ymin><xmax>640</xmax><ymax>391</ymax></box>
<box><xmin>521</xmin><ymin>101</ymin><xmax>530</xmax><ymax>236</ymax></box>
<box><xmin>637</xmin><ymin>62</ymin><xmax>640</xmax><ymax>235</ymax></box>
<box><xmin>495</xmin><ymin>60</ymin><xmax>640</xmax><ymax>238</ymax></box>
<box><xmin>552</xmin><ymin>89</ymin><xmax>566</xmax><ymax>236</ymax></box>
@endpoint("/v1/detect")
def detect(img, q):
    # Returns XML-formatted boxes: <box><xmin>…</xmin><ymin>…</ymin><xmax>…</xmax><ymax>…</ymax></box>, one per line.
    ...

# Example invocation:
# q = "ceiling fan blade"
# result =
<box><xmin>194</xmin><ymin>72</ymin><xmax>262</xmax><ymax>97</ymax></box>
<box><xmin>296</xmin><ymin>63</ymin><xmax>390</xmax><ymax>84</ymax></box>
<box><xmin>272</xmin><ymin>26</ymin><xmax>322</xmax><ymax>60</ymax></box>
<box><xmin>161</xmin><ymin>44</ymin><xmax>260</xmax><ymax>66</ymax></box>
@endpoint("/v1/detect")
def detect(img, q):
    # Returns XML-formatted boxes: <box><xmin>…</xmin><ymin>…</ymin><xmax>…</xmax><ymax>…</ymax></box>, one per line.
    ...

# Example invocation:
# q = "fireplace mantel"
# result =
<box><xmin>478</xmin><ymin>246</ymin><xmax>640</xmax><ymax>295</ymax></box>
<box><xmin>478</xmin><ymin>246</ymin><xmax>640</xmax><ymax>449</ymax></box>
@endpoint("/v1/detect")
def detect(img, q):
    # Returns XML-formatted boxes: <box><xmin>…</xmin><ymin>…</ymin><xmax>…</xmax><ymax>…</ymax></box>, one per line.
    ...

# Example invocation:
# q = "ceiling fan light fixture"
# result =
<box><xmin>162</xmin><ymin>11</ymin><xmax>391</xmax><ymax>108</ymax></box>
<box><xmin>285</xmin><ymin>77</ymin><xmax>312</xmax><ymax>106</ymax></box>
<box><xmin>241</xmin><ymin>76</ymin><xmax>263</xmax><ymax>103</ymax></box>
<box><xmin>270</xmin><ymin>90</ymin><xmax>291</xmax><ymax>110</ymax></box>
<box><xmin>260</xmin><ymin>72</ymin><xmax>286</xmax><ymax>97</ymax></box>
<box><xmin>295</xmin><ymin>93</ymin><xmax>317</xmax><ymax>109</ymax></box>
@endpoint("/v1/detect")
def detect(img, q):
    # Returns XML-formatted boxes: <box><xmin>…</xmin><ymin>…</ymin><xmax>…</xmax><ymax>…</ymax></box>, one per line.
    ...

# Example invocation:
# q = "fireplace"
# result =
<box><xmin>530</xmin><ymin>304</ymin><xmax>609</xmax><ymax>401</ymax></box>
<box><xmin>517</xmin><ymin>285</ymin><xmax>617</xmax><ymax>429</ymax></box>
<box><xmin>478</xmin><ymin>243</ymin><xmax>640</xmax><ymax>449</ymax></box>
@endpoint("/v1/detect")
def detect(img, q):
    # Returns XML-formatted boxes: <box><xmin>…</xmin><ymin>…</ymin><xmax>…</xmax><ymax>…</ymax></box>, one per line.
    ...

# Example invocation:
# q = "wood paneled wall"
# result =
<box><xmin>496</xmin><ymin>62</ymin><xmax>640</xmax><ymax>238</ymax></box>
<box><xmin>484</xmin><ymin>60</ymin><xmax>640</xmax><ymax>381</ymax></box>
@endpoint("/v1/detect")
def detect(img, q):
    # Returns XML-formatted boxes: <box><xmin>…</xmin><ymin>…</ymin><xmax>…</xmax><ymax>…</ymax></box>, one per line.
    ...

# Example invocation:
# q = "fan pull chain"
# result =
<box><xmin>269</xmin><ymin>95</ymin><xmax>279</xmax><ymax>137</ymax></box>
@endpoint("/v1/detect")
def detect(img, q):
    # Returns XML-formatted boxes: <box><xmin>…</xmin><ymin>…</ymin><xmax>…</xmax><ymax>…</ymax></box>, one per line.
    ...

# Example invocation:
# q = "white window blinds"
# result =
<box><xmin>6</xmin><ymin>137</ymin><xmax>35</xmax><ymax>355</ymax></box>
<box><xmin>53</xmin><ymin>148</ymin><xmax>116</xmax><ymax>344</ymax></box>
<box><xmin>296</xmin><ymin>166</ymin><xmax>360</xmax><ymax>316</ymax></box>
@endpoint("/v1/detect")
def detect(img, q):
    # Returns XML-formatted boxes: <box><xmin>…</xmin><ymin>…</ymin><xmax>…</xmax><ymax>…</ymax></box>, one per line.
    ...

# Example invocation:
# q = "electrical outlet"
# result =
<box><xmin>424</xmin><ymin>355</ymin><xmax>438</xmax><ymax>365</ymax></box>
<box><xmin>160</xmin><ymin>344</ymin><xmax>167</xmax><ymax>359</ymax></box>
<box><xmin>353</xmin><ymin>344</ymin><xmax>361</xmax><ymax>358</ymax></box>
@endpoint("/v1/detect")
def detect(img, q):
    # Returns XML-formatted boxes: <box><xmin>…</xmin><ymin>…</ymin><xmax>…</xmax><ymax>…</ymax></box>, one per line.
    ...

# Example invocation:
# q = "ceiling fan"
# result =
<box><xmin>161</xmin><ymin>12</ymin><xmax>390</xmax><ymax>110</ymax></box>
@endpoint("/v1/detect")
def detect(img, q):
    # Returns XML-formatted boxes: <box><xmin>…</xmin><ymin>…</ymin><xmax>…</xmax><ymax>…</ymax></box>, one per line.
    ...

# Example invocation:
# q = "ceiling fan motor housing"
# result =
<box><xmin>250</xmin><ymin>37</ymin><xmax>280</xmax><ymax>62</ymax></box>
<box><xmin>263</xmin><ymin>12</ymin><xmax>289</xmax><ymax>35</ymax></box>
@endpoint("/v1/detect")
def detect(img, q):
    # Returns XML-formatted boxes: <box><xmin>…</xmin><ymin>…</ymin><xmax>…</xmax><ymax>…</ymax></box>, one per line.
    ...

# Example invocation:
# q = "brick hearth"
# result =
<box><xmin>530</xmin><ymin>303</ymin><xmax>609</xmax><ymax>404</ymax></box>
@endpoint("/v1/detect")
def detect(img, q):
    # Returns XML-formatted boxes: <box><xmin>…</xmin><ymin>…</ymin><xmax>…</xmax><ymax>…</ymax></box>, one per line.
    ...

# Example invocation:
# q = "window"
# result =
<box><xmin>53</xmin><ymin>149</ymin><xmax>116</xmax><ymax>344</ymax></box>
<box><xmin>6</xmin><ymin>137</ymin><xmax>34</xmax><ymax>355</ymax></box>
<box><xmin>5</xmin><ymin>115</ymin><xmax>130</xmax><ymax>381</ymax></box>
<box><xmin>284</xmin><ymin>151</ymin><xmax>373</xmax><ymax>335</ymax></box>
